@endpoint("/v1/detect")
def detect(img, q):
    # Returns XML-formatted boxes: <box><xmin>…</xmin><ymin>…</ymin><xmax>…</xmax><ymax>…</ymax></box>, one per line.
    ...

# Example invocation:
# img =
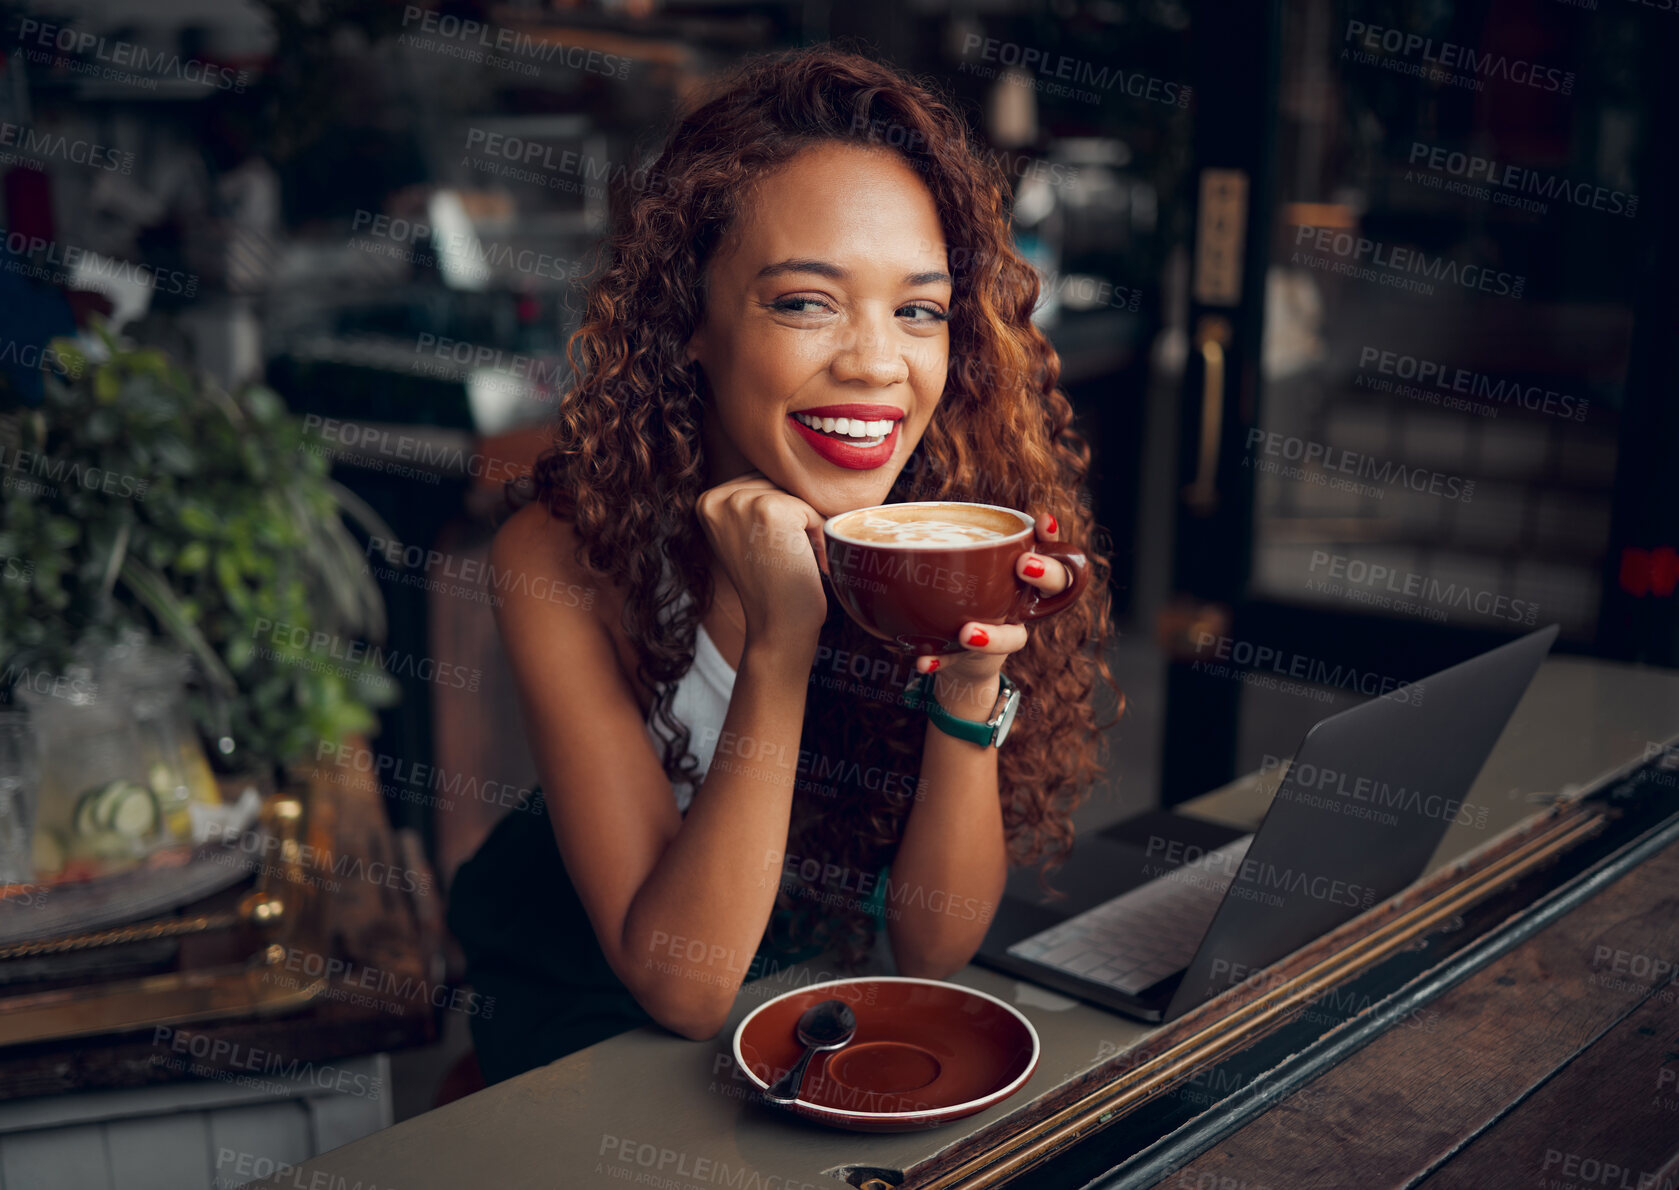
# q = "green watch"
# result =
<box><xmin>904</xmin><ymin>671</ymin><xmax>1020</xmax><ymax>748</ymax></box>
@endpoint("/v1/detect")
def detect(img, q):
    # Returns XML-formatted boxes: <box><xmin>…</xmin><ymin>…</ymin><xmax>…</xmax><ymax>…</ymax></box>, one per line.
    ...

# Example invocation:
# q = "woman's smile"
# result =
<box><xmin>786</xmin><ymin>403</ymin><xmax>905</xmax><ymax>469</ymax></box>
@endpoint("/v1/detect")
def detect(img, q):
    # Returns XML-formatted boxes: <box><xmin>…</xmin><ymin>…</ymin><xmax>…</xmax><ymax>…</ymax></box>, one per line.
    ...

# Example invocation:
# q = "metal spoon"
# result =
<box><xmin>762</xmin><ymin>999</ymin><xmax>857</xmax><ymax>1105</ymax></box>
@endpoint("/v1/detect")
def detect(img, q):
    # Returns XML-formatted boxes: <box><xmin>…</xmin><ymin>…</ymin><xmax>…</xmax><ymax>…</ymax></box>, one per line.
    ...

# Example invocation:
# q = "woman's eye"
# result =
<box><xmin>771</xmin><ymin>297</ymin><xmax>831</xmax><ymax>314</ymax></box>
<box><xmin>900</xmin><ymin>303</ymin><xmax>950</xmax><ymax>323</ymax></box>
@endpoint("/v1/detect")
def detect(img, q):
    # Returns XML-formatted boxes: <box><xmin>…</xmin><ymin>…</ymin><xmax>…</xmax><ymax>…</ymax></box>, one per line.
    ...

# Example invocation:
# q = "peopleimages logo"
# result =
<box><xmin>413</xmin><ymin>333</ymin><xmax>568</xmax><ymax>387</ymax></box>
<box><xmin>1307</xmin><ymin>549</ymin><xmax>1541</xmax><ymax>626</ymax></box>
<box><xmin>461</xmin><ymin>129</ymin><xmax>670</xmax><ymax>199</ymax></box>
<box><xmin>152</xmin><ymin>1027</ymin><xmax>382</xmax><ymax>1099</ymax></box>
<box><xmin>1246</xmin><ymin>428</ymin><xmax>1475</xmax><ymax>503</ymax></box>
<box><xmin>0</xmin><ymin>121</ymin><xmax>132</xmax><ymax>173</ymax></box>
<box><xmin>1193</xmin><ymin>630</ymin><xmax>1426</xmax><ymax>705</ymax></box>
<box><xmin>1356</xmin><ymin>346</ymin><xmax>1590</xmax><ymax>423</ymax></box>
<box><xmin>1407</xmin><ymin>142</ymin><xmax>1637</xmax><ymax>219</ymax></box>
<box><xmin>0</xmin><ymin>339</ymin><xmax>82</xmax><ymax>378</ymax></box>
<box><xmin>15</xmin><ymin>19</ymin><xmax>249</xmax><ymax>92</ymax></box>
<box><xmin>1260</xmin><ymin>753</ymin><xmax>1492</xmax><ymax>829</ymax></box>
<box><xmin>0</xmin><ymin>229</ymin><xmax>196</xmax><ymax>295</ymax></box>
<box><xmin>849</xmin><ymin>113</ymin><xmax>1082</xmax><ymax>189</ymax></box>
<box><xmin>1292</xmin><ymin>224</ymin><xmax>1525</xmax><ymax>299</ymax></box>
<box><xmin>1343</xmin><ymin>20</ymin><xmax>1575</xmax><ymax>94</ymax></box>
<box><xmin>0</xmin><ymin>442</ymin><xmax>148</xmax><ymax>500</ymax></box>
<box><xmin>265</xmin><ymin>945</ymin><xmax>494</xmax><ymax>1018</ymax></box>
<box><xmin>958</xmin><ymin>34</ymin><xmax>1192</xmax><ymax>108</ymax></box>
<box><xmin>250</xmin><ymin>617</ymin><xmax>482</xmax><ymax>694</ymax></box>
<box><xmin>399</xmin><ymin>6</ymin><xmax>632</xmax><ymax>80</ymax></box>
<box><xmin>350</xmin><ymin>208</ymin><xmax>586</xmax><ymax>284</ymax></box>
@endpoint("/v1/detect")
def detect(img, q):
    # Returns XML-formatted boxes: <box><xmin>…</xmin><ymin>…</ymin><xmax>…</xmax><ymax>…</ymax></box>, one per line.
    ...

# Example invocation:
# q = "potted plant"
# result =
<box><xmin>0</xmin><ymin>327</ymin><xmax>400</xmax><ymax>795</ymax></box>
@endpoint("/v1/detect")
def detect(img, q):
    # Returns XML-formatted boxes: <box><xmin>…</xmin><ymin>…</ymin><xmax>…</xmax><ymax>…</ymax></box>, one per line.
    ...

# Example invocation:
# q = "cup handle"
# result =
<box><xmin>1008</xmin><ymin>546</ymin><xmax>1090</xmax><ymax>623</ymax></box>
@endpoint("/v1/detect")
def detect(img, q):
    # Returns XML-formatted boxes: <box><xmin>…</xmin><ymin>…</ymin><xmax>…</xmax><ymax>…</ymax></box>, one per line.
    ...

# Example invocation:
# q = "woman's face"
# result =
<box><xmin>687</xmin><ymin>142</ymin><xmax>951</xmax><ymax>517</ymax></box>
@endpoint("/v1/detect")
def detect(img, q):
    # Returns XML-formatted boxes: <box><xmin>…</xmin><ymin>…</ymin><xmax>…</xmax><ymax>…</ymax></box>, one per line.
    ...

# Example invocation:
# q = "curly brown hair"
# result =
<box><xmin>513</xmin><ymin>44</ymin><xmax>1124</xmax><ymax>966</ymax></box>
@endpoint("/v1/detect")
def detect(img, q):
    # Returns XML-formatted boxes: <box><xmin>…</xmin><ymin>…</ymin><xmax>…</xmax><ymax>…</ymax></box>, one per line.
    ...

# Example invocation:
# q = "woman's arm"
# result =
<box><xmin>885</xmin><ymin>671</ymin><xmax>1008</xmax><ymax>978</ymax></box>
<box><xmin>618</xmin><ymin>633</ymin><xmax>817</xmax><ymax>1037</ymax></box>
<box><xmin>491</xmin><ymin>502</ymin><xmax>821</xmax><ymax>1043</ymax></box>
<box><xmin>886</xmin><ymin>510</ymin><xmax>1076</xmax><ymax>979</ymax></box>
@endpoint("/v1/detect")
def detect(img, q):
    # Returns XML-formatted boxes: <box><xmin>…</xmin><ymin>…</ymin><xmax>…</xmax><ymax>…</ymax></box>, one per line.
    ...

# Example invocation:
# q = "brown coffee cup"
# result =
<box><xmin>822</xmin><ymin>501</ymin><xmax>1089</xmax><ymax>655</ymax></box>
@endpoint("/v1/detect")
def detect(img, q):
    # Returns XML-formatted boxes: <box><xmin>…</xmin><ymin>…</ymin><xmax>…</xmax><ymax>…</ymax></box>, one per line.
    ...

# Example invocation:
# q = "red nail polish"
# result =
<box><xmin>1046</xmin><ymin>514</ymin><xmax>1058</xmax><ymax>535</ymax></box>
<box><xmin>967</xmin><ymin>627</ymin><xmax>989</xmax><ymax>647</ymax></box>
<box><xmin>926</xmin><ymin>658</ymin><xmax>940</xmax><ymax>671</ymax></box>
<box><xmin>1023</xmin><ymin>557</ymin><xmax>1045</xmax><ymax>578</ymax></box>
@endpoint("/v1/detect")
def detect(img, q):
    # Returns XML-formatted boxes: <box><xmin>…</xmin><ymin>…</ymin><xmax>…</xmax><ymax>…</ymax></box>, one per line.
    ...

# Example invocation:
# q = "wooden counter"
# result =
<box><xmin>247</xmin><ymin>656</ymin><xmax>1679</xmax><ymax>1189</ymax></box>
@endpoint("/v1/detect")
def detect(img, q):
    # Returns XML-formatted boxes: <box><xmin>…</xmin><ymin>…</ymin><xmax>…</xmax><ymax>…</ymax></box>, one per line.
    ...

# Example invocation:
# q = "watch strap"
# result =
<box><xmin>905</xmin><ymin>672</ymin><xmax>1016</xmax><ymax>747</ymax></box>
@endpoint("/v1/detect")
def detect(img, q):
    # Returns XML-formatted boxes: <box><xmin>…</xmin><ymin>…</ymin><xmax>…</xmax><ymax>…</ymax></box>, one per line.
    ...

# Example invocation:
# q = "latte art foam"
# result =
<box><xmin>837</xmin><ymin>506</ymin><xmax>1021</xmax><ymax>547</ymax></box>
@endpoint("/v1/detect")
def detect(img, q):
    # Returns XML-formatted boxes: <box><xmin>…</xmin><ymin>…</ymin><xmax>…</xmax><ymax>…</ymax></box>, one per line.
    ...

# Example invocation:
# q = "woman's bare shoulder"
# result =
<box><xmin>489</xmin><ymin>502</ymin><xmax>624</xmax><ymax>624</ymax></box>
<box><xmin>488</xmin><ymin>503</ymin><xmax>659</xmax><ymax>733</ymax></box>
<box><xmin>492</xmin><ymin>500</ymin><xmax>574</xmax><ymax>572</ymax></box>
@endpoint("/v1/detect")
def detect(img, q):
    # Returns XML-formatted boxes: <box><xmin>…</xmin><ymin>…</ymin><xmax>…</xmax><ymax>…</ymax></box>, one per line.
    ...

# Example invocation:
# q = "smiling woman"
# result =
<box><xmin>445</xmin><ymin>44</ymin><xmax>1124</xmax><ymax>1085</ymax></box>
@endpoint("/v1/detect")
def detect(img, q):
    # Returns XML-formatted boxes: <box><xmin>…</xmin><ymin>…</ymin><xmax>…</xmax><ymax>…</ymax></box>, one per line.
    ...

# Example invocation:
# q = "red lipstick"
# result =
<box><xmin>787</xmin><ymin>410</ymin><xmax>902</xmax><ymax>470</ymax></box>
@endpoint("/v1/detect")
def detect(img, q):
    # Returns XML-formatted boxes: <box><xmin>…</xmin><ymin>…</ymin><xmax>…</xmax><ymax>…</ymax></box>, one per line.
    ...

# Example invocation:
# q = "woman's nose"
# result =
<box><xmin>829</xmin><ymin>318</ymin><xmax>911</xmax><ymax>387</ymax></box>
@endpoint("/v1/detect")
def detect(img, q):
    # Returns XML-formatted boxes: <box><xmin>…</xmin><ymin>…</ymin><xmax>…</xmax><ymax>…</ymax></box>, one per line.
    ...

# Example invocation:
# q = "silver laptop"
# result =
<box><xmin>980</xmin><ymin>624</ymin><xmax>1558</xmax><ymax>1021</ymax></box>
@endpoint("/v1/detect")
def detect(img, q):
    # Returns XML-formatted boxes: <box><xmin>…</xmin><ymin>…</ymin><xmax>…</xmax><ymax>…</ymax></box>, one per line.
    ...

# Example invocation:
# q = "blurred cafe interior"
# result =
<box><xmin>0</xmin><ymin>0</ymin><xmax>1676</xmax><ymax>1186</ymax></box>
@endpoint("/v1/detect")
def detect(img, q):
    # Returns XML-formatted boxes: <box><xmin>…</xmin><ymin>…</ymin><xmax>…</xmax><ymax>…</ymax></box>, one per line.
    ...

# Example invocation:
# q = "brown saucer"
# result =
<box><xmin>731</xmin><ymin>977</ymin><xmax>1039</xmax><ymax>1132</ymax></box>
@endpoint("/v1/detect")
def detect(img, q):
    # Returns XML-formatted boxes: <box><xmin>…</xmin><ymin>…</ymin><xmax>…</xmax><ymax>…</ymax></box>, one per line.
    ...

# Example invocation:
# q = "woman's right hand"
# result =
<box><xmin>695</xmin><ymin>471</ymin><xmax>830</xmax><ymax>651</ymax></box>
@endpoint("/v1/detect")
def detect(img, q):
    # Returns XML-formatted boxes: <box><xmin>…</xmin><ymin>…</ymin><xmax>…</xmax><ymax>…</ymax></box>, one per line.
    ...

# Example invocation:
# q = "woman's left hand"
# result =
<box><xmin>913</xmin><ymin>511</ymin><xmax>1072</xmax><ymax>689</ymax></box>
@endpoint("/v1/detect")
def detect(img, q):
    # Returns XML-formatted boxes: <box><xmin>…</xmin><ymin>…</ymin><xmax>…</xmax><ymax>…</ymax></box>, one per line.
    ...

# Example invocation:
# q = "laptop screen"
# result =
<box><xmin>1166</xmin><ymin>625</ymin><xmax>1558</xmax><ymax>1019</ymax></box>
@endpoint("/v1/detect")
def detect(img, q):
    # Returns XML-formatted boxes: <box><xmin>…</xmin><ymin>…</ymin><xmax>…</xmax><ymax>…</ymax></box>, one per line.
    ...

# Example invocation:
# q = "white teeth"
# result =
<box><xmin>794</xmin><ymin>412</ymin><xmax>896</xmax><ymax>443</ymax></box>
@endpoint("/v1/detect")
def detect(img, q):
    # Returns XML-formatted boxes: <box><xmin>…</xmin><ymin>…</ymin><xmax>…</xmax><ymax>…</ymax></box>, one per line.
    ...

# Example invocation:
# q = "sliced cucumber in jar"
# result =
<box><xmin>147</xmin><ymin>762</ymin><xmax>178</xmax><ymax>798</ymax></box>
<box><xmin>72</xmin><ymin>779</ymin><xmax>163</xmax><ymax>841</ymax></box>
<box><xmin>108</xmin><ymin>786</ymin><xmax>161</xmax><ymax>838</ymax></box>
<box><xmin>93</xmin><ymin>779</ymin><xmax>141</xmax><ymax>828</ymax></box>
<box><xmin>74</xmin><ymin>787</ymin><xmax>106</xmax><ymax>836</ymax></box>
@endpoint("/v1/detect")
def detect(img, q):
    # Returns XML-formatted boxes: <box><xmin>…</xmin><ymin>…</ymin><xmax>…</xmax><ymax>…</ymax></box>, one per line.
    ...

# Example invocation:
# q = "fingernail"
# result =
<box><xmin>926</xmin><ymin>658</ymin><xmax>940</xmax><ymax>671</ymax></box>
<box><xmin>1046</xmin><ymin>514</ymin><xmax>1058</xmax><ymax>535</ymax></box>
<box><xmin>967</xmin><ymin>627</ymin><xmax>989</xmax><ymax>647</ymax></box>
<box><xmin>1023</xmin><ymin>556</ymin><xmax>1045</xmax><ymax>578</ymax></box>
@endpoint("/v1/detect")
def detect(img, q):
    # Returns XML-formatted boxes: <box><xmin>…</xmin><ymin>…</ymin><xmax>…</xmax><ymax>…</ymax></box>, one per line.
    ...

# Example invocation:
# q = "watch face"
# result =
<box><xmin>993</xmin><ymin>688</ymin><xmax>1020</xmax><ymax>747</ymax></box>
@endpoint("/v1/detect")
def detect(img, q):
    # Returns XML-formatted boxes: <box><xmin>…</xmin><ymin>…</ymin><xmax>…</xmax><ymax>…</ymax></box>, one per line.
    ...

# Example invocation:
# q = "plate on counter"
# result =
<box><xmin>731</xmin><ymin>976</ymin><xmax>1039</xmax><ymax>1132</ymax></box>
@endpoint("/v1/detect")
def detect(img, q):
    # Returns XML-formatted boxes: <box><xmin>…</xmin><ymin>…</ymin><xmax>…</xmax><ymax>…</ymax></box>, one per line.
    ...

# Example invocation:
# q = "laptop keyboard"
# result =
<box><xmin>1007</xmin><ymin>835</ymin><xmax>1255</xmax><ymax>995</ymax></box>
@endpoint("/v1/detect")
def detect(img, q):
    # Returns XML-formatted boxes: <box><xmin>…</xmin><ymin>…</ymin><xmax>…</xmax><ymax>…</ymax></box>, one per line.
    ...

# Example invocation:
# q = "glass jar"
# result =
<box><xmin>0</xmin><ymin>711</ymin><xmax>41</xmax><ymax>884</ymax></box>
<box><xmin>15</xmin><ymin>662</ymin><xmax>154</xmax><ymax>875</ymax></box>
<box><xmin>102</xmin><ymin>633</ymin><xmax>222</xmax><ymax>842</ymax></box>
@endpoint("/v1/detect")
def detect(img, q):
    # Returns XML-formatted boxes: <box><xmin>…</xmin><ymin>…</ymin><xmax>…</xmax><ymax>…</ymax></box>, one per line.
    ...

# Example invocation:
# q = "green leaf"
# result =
<box><xmin>215</xmin><ymin>552</ymin><xmax>242</xmax><ymax>596</ymax></box>
<box><xmin>116</xmin><ymin>555</ymin><xmax>238</xmax><ymax>697</ymax></box>
<box><xmin>175</xmin><ymin>541</ymin><xmax>209</xmax><ymax>573</ymax></box>
<box><xmin>152</xmin><ymin>434</ymin><xmax>196</xmax><ymax>476</ymax></box>
<box><xmin>178</xmin><ymin>504</ymin><xmax>220</xmax><ymax>538</ymax></box>
<box><xmin>244</xmin><ymin>387</ymin><xmax>285</xmax><ymax>424</ymax></box>
<box><xmin>94</xmin><ymin>366</ymin><xmax>120</xmax><ymax>403</ymax></box>
<box><xmin>127</xmin><ymin>349</ymin><xmax>170</xmax><ymax>377</ymax></box>
<box><xmin>49</xmin><ymin>338</ymin><xmax>87</xmax><ymax>379</ymax></box>
<box><xmin>45</xmin><ymin>517</ymin><xmax>80</xmax><ymax>549</ymax></box>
